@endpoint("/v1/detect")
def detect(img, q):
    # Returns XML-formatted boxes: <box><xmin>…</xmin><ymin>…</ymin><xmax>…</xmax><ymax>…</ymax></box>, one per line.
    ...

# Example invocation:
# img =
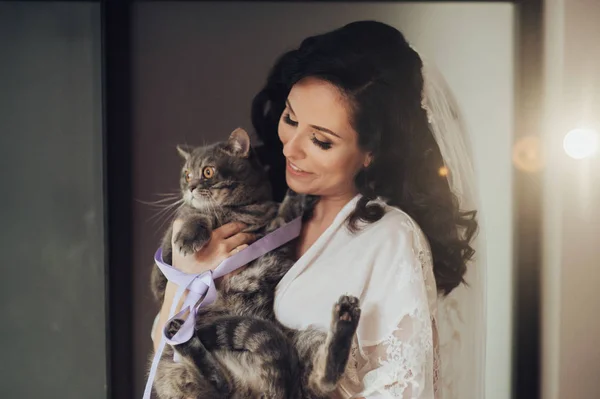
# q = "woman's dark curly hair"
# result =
<box><xmin>251</xmin><ymin>21</ymin><xmax>477</xmax><ymax>296</ymax></box>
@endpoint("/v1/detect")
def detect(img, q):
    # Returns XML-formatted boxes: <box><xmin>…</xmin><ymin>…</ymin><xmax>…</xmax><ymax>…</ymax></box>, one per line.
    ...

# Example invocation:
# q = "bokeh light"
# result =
<box><xmin>563</xmin><ymin>128</ymin><xmax>599</xmax><ymax>159</ymax></box>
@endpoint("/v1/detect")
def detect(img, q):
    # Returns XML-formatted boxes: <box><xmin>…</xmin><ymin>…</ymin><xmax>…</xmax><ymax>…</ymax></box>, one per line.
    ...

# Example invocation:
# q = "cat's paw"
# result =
<box><xmin>174</xmin><ymin>224</ymin><xmax>211</xmax><ymax>256</ymax></box>
<box><xmin>332</xmin><ymin>295</ymin><xmax>361</xmax><ymax>333</ymax></box>
<box><xmin>165</xmin><ymin>318</ymin><xmax>185</xmax><ymax>339</ymax></box>
<box><xmin>319</xmin><ymin>295</ymin><xmax>361</xmax><ymax>388</ymax></box>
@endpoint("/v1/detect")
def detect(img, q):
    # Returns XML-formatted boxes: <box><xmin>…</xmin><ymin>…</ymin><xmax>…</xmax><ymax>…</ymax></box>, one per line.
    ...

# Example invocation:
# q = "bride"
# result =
<box><xmin>154</xmin><ymin>20</ymin><xmax>486</xmax><ymax>399</ymax></box>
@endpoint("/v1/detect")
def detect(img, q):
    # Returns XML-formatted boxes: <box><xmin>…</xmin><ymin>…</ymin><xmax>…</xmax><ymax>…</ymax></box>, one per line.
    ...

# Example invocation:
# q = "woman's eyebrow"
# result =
<box><xmin>286</xmin><ymin>99</ymin><xmax>342</xmax><ymax>139</ymax></box>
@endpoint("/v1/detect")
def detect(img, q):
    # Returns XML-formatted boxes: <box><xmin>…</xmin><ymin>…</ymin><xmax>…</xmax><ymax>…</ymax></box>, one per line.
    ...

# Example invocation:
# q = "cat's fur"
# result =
<box><xmin>151</xmin><ymin>128</ymin><xmax>360</xmax><ymax>399</ymax></box>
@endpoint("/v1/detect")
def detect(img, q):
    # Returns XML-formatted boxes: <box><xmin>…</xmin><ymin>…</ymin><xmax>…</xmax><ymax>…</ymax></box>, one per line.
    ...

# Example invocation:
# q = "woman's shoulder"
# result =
<box><xmin>351</xmin><ymin>199</ymin><xmax>436</xmax><ymax>301</ymax></box>
<box><xmin>347</xmin><ymin>198</ymin><xmax>430</xmax><ymax>257</ymax></box>
<box><xmin>360</xmin><ymin>198</ymin><xmax>424</xmax><ymax>236</ymax></box>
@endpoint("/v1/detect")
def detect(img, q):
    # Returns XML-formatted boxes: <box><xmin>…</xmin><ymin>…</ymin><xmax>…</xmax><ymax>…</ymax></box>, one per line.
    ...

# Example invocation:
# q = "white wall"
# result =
<box><xmin>133</xmin><ymin>3</ymin><xmax>515</xmax><ymax>397</ymax></box>
<box><xmin>542</xmin><ymin>1</ymin><xmax>600</xmax><ymax>398</ymax></box>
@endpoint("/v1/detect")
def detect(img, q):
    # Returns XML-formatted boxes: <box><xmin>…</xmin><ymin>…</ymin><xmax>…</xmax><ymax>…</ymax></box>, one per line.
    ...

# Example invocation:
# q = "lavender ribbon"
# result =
<box><xmin>142</xmin><ymin>216</ymin><xmax>302</xmax><ymax>399</ymax></box>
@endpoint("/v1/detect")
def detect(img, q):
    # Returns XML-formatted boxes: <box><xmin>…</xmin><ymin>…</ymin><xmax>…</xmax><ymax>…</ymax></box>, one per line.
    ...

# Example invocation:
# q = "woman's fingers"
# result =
<box><xmin>169</xmin><ymin>220</ymin><xmax>253</xmax><ymax>273</ymax></box>
<box><xmin>214</xmin><ymin>222</ymin><xmax>247</xmax><ymax>239</ymax></box>
<box><xmin>224</xmin><ymin>232</ymin><xmax>256</xmax><ymax>252</ymax></box>
<box><xmin>220</xmin><ymin>244</ymin><xmax>250</xmax><ymax>282</ymax></box>
<box><xmin>229</xmin><ymin>244</ymin><xmax>249</xmax><ymax>256</ymax></box>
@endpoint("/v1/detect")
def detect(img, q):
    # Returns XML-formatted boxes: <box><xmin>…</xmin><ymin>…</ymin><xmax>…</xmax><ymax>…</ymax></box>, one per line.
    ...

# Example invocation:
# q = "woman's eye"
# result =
<box><xmin>202</xmin><ymin>166</ymin><xmax>215</xmax><ymax>179</ymax></box>
<box><xmin>311</xmin><ymin>134</ymin><xmax>332</xmax><ymax>150</ymax></box>
<box><xmin>283</xmin><ymin>113</ymin><xmax>298</xmax><ymax>127</ymax></box>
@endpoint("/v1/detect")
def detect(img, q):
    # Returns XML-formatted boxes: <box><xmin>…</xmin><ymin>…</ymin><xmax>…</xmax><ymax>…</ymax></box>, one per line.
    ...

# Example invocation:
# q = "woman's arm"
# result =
<box><xmin>343</xmin><ymin>220</ymin><xmax>438</xmax><ymax>398</ymax></box>
<box><xmin>152</xmin><ymin>281</ymin><xmax>188</xmax><ymax>351</ymax></box>
<box><xmin>357</xmin><ymin>313</ymin><xmax>436</xmax><ymax>398</ymax></box>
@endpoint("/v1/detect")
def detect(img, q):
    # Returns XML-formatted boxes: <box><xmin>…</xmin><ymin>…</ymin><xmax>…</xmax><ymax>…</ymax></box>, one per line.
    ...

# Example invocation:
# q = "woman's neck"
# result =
<box><xmin>294</xmin><ymin>191</ymin><xmax>357</xmax><ymax>260</ymax></box>
<box><xmin>310</xmin><ymin>191</ymin><xmax>357</xmax><ymax>226</ymax></box>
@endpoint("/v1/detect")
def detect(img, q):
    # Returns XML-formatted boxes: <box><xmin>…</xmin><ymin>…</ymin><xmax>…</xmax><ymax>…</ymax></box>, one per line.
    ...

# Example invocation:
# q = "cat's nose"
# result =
<box><xmin>188</xmin><ymin>179</ymin><xmax>200</xmax><ymax>192</ymax></box>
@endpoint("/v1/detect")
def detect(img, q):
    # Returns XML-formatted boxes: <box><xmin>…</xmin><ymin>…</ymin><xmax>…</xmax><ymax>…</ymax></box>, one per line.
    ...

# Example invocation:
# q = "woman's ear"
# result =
<box><xmin>363</xmin><ymin>153</ymin><xmax>373</xmax><ymax>168</ymax></box>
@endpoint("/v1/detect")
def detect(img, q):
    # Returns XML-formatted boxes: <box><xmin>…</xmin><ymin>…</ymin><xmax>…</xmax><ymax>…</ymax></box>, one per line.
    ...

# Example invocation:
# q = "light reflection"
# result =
<box><xmin>563</xmin><ymin>128</ymin><xmax>598</xmax><ymax>160</ymax></box>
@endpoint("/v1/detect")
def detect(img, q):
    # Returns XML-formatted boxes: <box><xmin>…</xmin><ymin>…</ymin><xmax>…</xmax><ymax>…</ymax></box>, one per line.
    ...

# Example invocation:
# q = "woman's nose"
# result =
<box><xmin>282</xmin><ymin>130</ymin><xmax>305</xmax><ymax>160</ymax></box>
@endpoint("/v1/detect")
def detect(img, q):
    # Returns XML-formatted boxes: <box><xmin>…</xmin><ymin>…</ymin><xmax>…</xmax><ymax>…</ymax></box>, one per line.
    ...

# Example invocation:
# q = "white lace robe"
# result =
<box><xmin>275</xmin><ymin>195</ymin><xmax>440</xmax><ymax>399</ymax></box>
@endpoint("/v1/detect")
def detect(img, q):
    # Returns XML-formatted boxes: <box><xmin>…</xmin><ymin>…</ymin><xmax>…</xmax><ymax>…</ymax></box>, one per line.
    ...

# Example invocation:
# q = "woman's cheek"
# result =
<box><xmin>277</xmin><ymin>120</ymin><xmax>285</xmax><ymax>142</ymax></box>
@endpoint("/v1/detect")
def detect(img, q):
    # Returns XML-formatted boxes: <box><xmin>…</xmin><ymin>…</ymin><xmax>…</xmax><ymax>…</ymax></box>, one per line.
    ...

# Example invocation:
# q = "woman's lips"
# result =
<box><xmin>286</xmin><ymin>160</ymin><xmax>312</xmax><ymax>177</ymax></box>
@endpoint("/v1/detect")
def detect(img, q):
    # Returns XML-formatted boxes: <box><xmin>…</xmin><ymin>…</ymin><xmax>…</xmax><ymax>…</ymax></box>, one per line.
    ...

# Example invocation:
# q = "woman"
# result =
<box><xmin>153</xmin><ymin>20</ymin><xmax>485</xmax><ymax>398</ymax></box>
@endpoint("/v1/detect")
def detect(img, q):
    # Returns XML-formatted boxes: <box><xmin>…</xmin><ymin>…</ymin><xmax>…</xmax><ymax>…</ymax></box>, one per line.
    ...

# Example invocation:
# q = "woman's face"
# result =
<box><xmin>278</xmin><ymin>77</ymin><xmax>371</xmax><ymax>199</ymax></box>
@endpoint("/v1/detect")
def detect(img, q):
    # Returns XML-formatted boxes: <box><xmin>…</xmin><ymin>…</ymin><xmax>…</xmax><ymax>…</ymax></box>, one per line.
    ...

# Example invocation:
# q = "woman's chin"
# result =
<box><xmin>285</xmin><ymin>175</ymin><xmax>313</xmax><ymax>195</ymax></box>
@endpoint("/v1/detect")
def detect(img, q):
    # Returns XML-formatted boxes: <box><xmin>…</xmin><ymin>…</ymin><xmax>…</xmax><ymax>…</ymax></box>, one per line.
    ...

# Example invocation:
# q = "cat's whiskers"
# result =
<box><xmin>155</xmin><ymin>192</ymin><xmax>181</xmax><ymax>197</ymax></box>
<box><xmin>150</xmin><ymin>206</ymin><xmax>182</xmax><ymax>228</ymax></box>
<box><xmin>154</xmin><ymin>202</ymin><xmax>185</xmax><ymax>232</ymax></box>
<box><xmin>138</xmin><ymin>191</ymin><xmax>180</xmax><ymax>202</ymax></box>
<box><xmin>147</xmin><ymin>197</ymin><xmax>183</xmax><ymax>213</ymax></box>
<box><xmin>205</xmin><ymin>194</ymin><xmax>223</xmax><ymax>227</ymax></box>
<box><xmin>148</xmin><ymin>198</ymin><xmax>184</xmax><ymax>227</ymax></box>
<box><xmin>137</xmin><ymin>196</ymin><xmax>181</xmax><ymax>207</ymax></box>
<box><xmin>155</xmin><ymin>202</ymin><xmax>184</xmax><ymax>232</ymax></box>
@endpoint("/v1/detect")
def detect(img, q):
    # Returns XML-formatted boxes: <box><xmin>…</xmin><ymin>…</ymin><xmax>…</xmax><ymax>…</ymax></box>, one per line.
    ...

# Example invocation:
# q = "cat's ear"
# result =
<box><xmin>223</xmin><ymin>128</ymin><xmax>251</xmax><ymax>158</ymax></box>
<box><xmin>176</xmin><ymin>145</ymin><xmax>193</xmax><ymax>161</ymax></box>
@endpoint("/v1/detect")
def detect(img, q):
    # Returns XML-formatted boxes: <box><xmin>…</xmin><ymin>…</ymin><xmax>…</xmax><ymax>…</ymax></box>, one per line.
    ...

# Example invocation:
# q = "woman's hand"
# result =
<box><xmin>153</xmin><ymin>220</ymin><xmax>255</xmax><ymax>351</ymax></box>
<box><xmin>171</xmin><ymin>219</ymin><xmax>256</xmax><ymax>274</ymax></box>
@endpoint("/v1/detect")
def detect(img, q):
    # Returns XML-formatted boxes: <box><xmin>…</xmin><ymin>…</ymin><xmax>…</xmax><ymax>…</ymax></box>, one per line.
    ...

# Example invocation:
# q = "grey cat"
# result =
<box><xmin>151</xmin><ymin>128</ymin><xmax>361</xmax><ymax>399</ymax></box>
<box><xmin>150</xmin><ymin>127</ymin><xmax>278</xmax><ymax>304</ymax></box>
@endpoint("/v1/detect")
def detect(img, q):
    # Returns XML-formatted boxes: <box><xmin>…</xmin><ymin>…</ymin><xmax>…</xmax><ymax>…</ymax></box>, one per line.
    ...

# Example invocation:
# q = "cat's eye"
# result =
<box><xmin>202</xmin><ymin>166</ymin><xmax>215</xmax><ymax>179</ymax></box>
<box><xmin>184</xmin><ymin>170</ymin><xmax>192</xmax><ymax>182</ymax></box>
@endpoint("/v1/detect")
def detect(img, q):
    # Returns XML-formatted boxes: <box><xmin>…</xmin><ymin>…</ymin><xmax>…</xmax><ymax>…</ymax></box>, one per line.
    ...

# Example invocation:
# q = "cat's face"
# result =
<box><xmin>177</xmin><ymin>128</ymin><xmax>270</xmax><ymax>211</ymax></box>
